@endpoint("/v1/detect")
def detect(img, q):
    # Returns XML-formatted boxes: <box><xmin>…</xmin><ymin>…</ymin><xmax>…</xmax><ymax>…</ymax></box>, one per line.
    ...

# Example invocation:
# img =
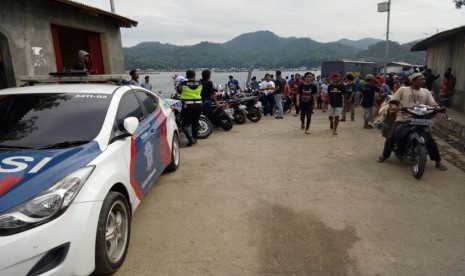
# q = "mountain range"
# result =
<box><xmin>123</xmin><ymin>31</ymin><xmax>425</xmax><ymax>70</ymax></box>
<box><xmin>335</xmin><ymin>38</ymin><xmax>384</xmax><ymax>50</ymax></box>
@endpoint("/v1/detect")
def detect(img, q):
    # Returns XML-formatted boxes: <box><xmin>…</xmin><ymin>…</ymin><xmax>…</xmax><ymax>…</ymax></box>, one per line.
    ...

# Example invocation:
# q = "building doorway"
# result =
<box><xmin>51</xmin><ymin>25</ymin><xmax>104</xmax><ymax>74</ymax></box>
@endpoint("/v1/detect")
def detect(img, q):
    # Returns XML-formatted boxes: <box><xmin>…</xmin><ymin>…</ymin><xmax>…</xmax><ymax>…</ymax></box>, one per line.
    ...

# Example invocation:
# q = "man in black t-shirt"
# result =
<box><xmin>361</xmin><ymin>74</ymin><xmax>379</xmax><ymax>129</ymax></box>
<box><xmin>327</xmin><ymin>72</ymin><xmax>346</xmax><ymax>135</ymax></box>
<box><xmin>200</xmin><ymin>69</ymin><xmax>219</xmax><ymax>117</ymax></box>
<box><xmin>296</xmin><ymin>72</ymin><xmax>318</xmax><ymax>134</ymax></box>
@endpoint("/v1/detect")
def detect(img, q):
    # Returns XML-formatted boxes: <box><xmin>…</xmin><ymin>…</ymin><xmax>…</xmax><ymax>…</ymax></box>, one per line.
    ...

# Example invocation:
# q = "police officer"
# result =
<box><xmin>177</xmin><ymin>70</ymin><xmax>202</xmax><ymax>146</ymax></box>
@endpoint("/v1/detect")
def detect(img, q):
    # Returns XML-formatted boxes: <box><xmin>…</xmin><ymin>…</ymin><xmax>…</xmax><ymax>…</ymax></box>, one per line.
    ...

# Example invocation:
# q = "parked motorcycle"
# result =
<box><xmin>165</xmin><ymin>98</ymin><xmax>213</xmax><ymax>139</ymax></box>
<box><xmin>227</xmin><ymin>99</ymin><xmax>248</xmax><ymax>124</ymax></box>
<box><xmin>230</xmin><ymin>90</ymin><xmax>262</xmax><ymax>123</ymax></box>
<box><xmin>391</xmin><ymin>104</ymin><xmax>446</xmax><ymax>179</ymax></box>
<box><xmin>209</xmin><ymin>101</ymin><xmax>235</xmax><ymax>131</ymax></box>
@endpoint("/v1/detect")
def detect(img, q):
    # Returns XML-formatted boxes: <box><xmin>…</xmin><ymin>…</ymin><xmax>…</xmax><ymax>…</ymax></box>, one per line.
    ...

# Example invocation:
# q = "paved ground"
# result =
<box><xmin>116</xmin><ymin>108</ymin><xmax>465</xmax><ymax>276</ymax></box>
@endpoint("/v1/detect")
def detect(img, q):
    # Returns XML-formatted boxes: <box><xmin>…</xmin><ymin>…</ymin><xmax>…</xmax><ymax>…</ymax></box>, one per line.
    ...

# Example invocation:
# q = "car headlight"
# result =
<box><xmin>0</xmin><ymin>166</ymin><xmax>95</xmax><ymax>236</ymax></box>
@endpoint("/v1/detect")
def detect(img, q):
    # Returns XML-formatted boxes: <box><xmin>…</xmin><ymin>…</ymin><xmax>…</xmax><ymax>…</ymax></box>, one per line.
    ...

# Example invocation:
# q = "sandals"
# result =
<box><xmin>435</xmin><ymin>163</ymin><xmax>447</xmax><ymax>171</ymax></box>
<box><xmin>376</xmin><ymin>156</ymin><xmax>388</xmax><ymax>162</ymax></box>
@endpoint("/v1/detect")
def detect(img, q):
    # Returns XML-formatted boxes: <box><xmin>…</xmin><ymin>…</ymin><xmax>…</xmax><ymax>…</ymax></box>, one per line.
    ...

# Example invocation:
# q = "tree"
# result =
<box><xmin>454</xmin><ymin>0</ymin><xmax>465</xmax><ymax>8</ymax></box>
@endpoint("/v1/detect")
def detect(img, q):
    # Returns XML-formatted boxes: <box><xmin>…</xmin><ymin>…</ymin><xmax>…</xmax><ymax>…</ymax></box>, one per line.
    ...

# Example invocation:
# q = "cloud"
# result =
<box><xmin>75</xmin><ymin>0</ymin><xmax>464</xmax><ymax>46</ymax></box>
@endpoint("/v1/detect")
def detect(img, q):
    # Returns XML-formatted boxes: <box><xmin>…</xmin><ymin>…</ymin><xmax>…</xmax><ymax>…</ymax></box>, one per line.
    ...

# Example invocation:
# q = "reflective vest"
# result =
<box><xmin>180</xmin><ymin>81</ymin><xmax>202</xmax><ymax>100</ymax></box>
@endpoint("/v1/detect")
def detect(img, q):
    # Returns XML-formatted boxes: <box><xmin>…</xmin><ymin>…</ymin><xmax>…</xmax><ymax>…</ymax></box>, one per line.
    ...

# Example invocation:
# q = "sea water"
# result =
<box><xmin>137</xmin><ymin>70</ymin><xmax>321</xmax><ymax>99</ymax></box>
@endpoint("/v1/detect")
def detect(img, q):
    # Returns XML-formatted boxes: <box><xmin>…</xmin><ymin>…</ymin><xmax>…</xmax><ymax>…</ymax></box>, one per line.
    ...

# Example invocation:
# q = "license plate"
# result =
<box><xmin>225</xmin><ymin>109</ymin><xmax>235</xmax><ymax>119</ymax></box>
<box><xmin>410</xmin><ymin>118</ymin><xmax>435</xmax><ymax>126</ymax></box>
<box><xmin>255</xmin><ymin>102</ymin><xmax>262</xmax><ymax>108</ymax></box>
<box><xmin>239</xmin><ymin>105</ymin><xmax>246</xmax><ymax>109</ymax></box>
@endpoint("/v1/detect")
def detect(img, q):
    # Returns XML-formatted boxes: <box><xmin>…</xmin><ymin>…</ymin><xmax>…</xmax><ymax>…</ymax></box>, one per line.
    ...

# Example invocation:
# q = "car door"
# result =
<box><xmin>134</xmin><ymin>91</ymin><xmax>170</xmax><ymax>189</ymax></box>
<box><xmin>115</xmin><ymin>91</ymin><xmax>155</xmax><ymax>195</ymax></box>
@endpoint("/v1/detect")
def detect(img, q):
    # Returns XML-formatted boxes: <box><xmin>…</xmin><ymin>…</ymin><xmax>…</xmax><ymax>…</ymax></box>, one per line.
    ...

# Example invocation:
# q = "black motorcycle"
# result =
<box><xmin>227</xmin><ymin>98</ymin><xmax>248</xmax><ymax>124</ymax></box>
<box><xmin>165</xmin><ymin>98</ymin><xmax>213</xmax><ymax>139</ymax></box>
<box><xmin>392</xmin><ymin>104</ymin><xmax>445</xmax><ymax>179</ymax></box>
<box><xmin>231</xmin><ymin>90</ymin><xmax>262</xmax><ymax>123</ymax></box>
<box><xmin>209</xmin><ymin>101</ymin><xmax>235</xmax><ymax>131</ymax></box>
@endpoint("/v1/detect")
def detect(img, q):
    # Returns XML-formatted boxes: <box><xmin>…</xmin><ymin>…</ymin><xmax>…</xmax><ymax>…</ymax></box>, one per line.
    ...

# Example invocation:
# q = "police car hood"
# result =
<box><xmin>0</xmin><ymin>141</ymin><xmax>101</xmax><ymax>213</ymax></box>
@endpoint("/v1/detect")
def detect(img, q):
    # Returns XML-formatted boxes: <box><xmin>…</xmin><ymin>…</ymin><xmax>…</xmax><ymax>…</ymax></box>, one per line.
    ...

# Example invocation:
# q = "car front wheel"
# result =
<box><xmin>93</xmin><ymin>191</ymin><xmax>130</xmax><ymax>275</ymax></box>
<box><xmin>165</xmin><ymin>133</ymin><xmax>180</xmax><ymax>172</ymax></box>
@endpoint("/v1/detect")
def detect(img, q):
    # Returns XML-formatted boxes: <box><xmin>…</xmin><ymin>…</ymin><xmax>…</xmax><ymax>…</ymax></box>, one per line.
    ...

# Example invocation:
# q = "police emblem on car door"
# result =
<box><xmin>134</xmin><ymin>91</ymin><xmax>167</xmax><ymax>194</ymax></box>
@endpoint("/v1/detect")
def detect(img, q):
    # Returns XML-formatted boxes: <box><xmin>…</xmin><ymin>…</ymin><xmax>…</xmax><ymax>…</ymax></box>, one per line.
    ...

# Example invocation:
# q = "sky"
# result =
<box><xmin>74</xmin><ymin>0</ymin><xmax>464</xmax><ymax>47</ymax></box>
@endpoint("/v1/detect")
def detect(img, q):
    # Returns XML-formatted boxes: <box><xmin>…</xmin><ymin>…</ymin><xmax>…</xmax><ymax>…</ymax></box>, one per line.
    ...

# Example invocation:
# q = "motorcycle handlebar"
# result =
<box><xmin>399</xmin><ymin>105</ymin><xmax>446</xmax><ymax>112</ymax></box>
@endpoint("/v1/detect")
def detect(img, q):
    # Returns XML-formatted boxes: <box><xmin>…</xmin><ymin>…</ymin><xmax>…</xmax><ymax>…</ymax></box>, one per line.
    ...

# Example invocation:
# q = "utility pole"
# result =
<box><xmin>110</xmin><ymin>0</ymin><xmax>115</xmax><ymax>12</ymax></box>
<box><xmin>378</xmin><ymin>0</ymin><xmax>391</xmax><ymax>76</ymax></box>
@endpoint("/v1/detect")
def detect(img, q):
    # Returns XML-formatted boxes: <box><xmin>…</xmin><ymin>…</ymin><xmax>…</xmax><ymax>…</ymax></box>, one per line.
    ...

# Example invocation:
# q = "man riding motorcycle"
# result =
<box><xmin>376</xmin><ymin>72</ymin><xmax>447</xmax><ymax>171</ymax></box>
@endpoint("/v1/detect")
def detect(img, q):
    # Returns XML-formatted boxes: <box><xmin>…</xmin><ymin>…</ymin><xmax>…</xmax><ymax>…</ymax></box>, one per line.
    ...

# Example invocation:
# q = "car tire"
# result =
<box><xmin>165</xmin><ymin>133</ymin><xmax>180</xmax><ymax>172</ymax></box>
<box><xmin>92</xmin><ymin>192</ymin><xmax>131</xmax><ymax>276</ymax></box>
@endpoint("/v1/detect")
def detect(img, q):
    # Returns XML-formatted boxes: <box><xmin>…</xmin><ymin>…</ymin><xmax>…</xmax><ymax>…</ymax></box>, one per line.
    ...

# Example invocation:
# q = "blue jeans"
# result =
<box><xmin>363</xmin><ymin>107</ymin><xmax>374</xmax><ymax>122</ymax></box>
<box><xmin>202</xmin><ymin>100</ymin><xmax>212</xmax><ymax>116</ymax></box>
<box><xmin>274</xmin><ymin>93</ymin><xmax>284</xmax><ymax>117</ymax></box>
<box><xmin>342</xmin><ymin>102</ymin><xmax>355</xmax><ymax>120</ymax></box>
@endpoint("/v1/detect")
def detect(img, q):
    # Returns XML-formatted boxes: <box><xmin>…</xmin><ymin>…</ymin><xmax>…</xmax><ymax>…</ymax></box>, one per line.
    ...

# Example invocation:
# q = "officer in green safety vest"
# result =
<box><xmin>176</xmin><ymin>70</ymin><xmax>203</xmax><ymax>146</ymax></box>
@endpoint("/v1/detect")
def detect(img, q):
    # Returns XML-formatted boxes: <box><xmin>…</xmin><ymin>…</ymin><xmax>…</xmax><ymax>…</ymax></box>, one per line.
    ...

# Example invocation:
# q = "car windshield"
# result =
<box><xmin>0</xmin><ymin>93</ymin><xmax>112</xmax><ymax>149</ymax></box>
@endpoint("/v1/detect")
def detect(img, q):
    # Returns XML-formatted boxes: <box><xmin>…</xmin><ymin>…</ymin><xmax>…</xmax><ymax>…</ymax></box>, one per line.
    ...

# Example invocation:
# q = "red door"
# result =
<box><xmin>51</xmin><ymin>25</ymin><xmax>64</xmax><ymax>73</ymax></box>
<box><xmin>88</xmin><ymin>33</ymin><xmax>104</xmax><ymax>74</ymax></box>
<box><xmin>51</xmin><ymin>25</ymin><xmax>104</xmax><ymax>74</ymax></box>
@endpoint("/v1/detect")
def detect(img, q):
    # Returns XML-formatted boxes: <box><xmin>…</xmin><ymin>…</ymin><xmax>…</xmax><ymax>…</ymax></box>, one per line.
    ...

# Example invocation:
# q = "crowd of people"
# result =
<box><xmin>231</xmin><ymin>69</ymin><xmax>450</xmax><ymax>171</ymax></box>
<box><xmin>115</xmin><ymin>62</ymin><xmax>454</xmax><ymax>172</ymax></box>
<box><xmin>246</xmin><ymin>70</ymin><xmax>401</xmax><ymax>136</ymax></box>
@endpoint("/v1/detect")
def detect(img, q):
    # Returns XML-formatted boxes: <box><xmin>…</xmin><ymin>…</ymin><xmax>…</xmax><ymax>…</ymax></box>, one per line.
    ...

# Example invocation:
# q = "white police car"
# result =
<box><xmin>0</xmin><ymin>79</ymin><xmax>180</xmax><ymax>275</ymax></box>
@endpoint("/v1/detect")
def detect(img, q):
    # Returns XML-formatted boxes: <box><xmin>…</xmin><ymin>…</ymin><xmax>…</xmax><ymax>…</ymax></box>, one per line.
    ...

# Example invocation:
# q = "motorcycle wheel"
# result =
<box><xmin>412</xmin><ymin>142</ymin><xmax>426</xmax><ymax>179</ymax></box>
<box><xmin>246</xmin><ymin>107</ymin><xmax>261</xmax><ymax>122</ymax></box>
<box><xmin>220</xmin><ymin>115</ymin><xmax>234</xmax><ymax>131</ymax></box>
<box><xmin>197</xmin><ymin>117</ymin><xmax>213</xmax><ymax>139</ymax></box>
<box><xmin>234</xmin><ymin>112</ymin><xmax>246</xmax><ymax>124</ymax></box>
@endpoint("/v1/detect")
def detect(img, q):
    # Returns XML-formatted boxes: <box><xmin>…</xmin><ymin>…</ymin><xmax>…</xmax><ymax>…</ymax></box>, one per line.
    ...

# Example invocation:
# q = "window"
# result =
<box><xmin>115</xmin><ymin>92</ymin><xmax>144</xmax><ymax>131</ymax></box>
<box><xmin>135</xmin><ymin>91</ymin><xmax>159</xmax><ymax>115</ymax></box>
<box><xmin>0</xmin><ymin>93</ymin><xmax>111</xmax><ymax>149</ymax></box>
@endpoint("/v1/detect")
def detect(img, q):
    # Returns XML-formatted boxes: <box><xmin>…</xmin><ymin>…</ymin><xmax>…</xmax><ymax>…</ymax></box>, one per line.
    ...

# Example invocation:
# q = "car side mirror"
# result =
<box><xmin>123</xmin><ymin>117</ymin><xmax>139</xmax><ymax>135</ymax></box>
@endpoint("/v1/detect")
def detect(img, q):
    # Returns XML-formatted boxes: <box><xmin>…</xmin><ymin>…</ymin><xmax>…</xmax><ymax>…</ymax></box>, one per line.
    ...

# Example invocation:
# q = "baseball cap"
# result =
<box><xmin>175</xmin><ymin>75</ymin><xmax>186</xmax><ymax>83</ymax></box>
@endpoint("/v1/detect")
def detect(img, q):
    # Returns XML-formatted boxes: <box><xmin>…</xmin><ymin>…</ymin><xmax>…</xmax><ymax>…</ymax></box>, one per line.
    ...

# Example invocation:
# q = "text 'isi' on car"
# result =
<box><xmin>0</xmin><ymin>79</ymin><xmax>180</xmax><ymax>275</ymax></box>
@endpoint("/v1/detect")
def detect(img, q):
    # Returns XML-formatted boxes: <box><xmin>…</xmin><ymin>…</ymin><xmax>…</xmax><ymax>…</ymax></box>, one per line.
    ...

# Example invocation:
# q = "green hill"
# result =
<box><xmin>122</xmin><ymin>31</ymin><xmax>425</xmax><ymax>70</ymax></box>
<box><xmin>335</xmin><ymin>38</ymin><xmax>384</xmax><ymax>50</ymax></box>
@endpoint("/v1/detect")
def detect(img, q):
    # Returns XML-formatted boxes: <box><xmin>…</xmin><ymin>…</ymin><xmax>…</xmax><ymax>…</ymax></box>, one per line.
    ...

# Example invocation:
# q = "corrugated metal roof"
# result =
<box><xmin>411</xmin><ymin>25</ymin><xmax>465</xmax><ymax>51</ymax></box>
<box><xmin>50</xmin><ymin>0</ymin><xmax>138</xmax><ymax>28</ymax></box>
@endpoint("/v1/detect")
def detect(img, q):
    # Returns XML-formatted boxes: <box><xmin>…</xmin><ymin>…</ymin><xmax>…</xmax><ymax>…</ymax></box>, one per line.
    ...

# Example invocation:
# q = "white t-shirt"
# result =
<box><xmin>140</xmin><ymin>82</ymin><xmax>152</xmax><ymax>91</ymax></box>
<box><xmin>321</xmin><ymin>83</ymin><xmax>329</xmax><ymax>95</ymax></box>
<box><xmin>260</xmin><ymin>81</ymin><xmax>275</xmax><ymax>94</ymax></box>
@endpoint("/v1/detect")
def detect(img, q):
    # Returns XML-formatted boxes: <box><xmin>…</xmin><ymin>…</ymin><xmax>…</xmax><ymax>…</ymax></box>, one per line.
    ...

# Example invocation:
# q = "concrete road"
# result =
<box><xmin>116</xmin><ymin>109</ymin><xmax>465</xmax><ymax>276</ymax></box>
